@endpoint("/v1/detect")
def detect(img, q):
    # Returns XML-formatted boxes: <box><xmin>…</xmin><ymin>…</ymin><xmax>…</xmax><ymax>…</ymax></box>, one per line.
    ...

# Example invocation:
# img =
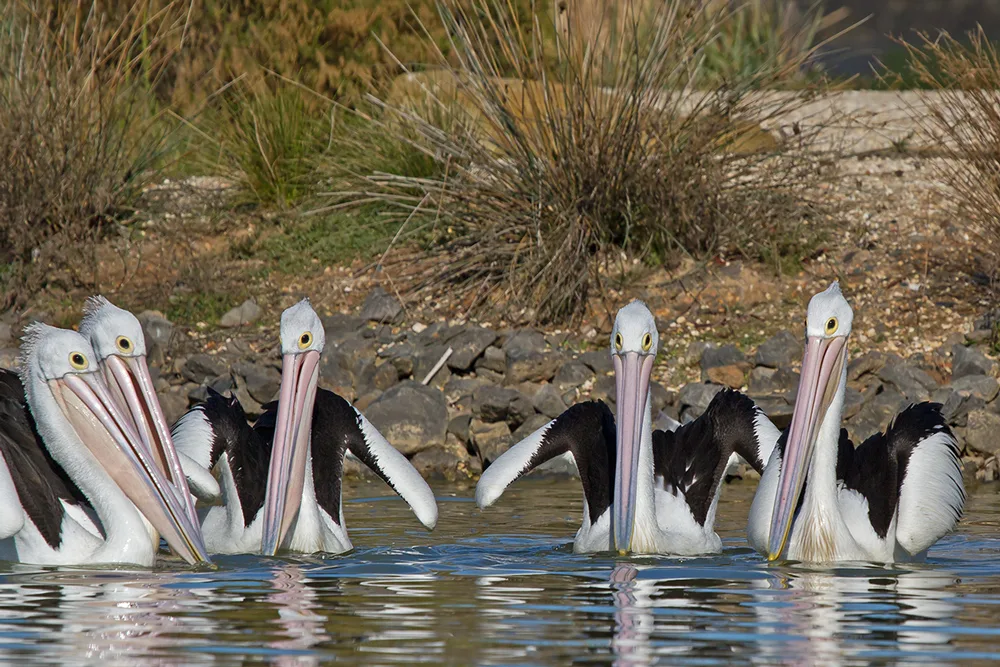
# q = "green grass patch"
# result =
<box><xmin>166</xmin><ymin>291</ymin><xmax>234</xmax><ymax>326</ymax></box>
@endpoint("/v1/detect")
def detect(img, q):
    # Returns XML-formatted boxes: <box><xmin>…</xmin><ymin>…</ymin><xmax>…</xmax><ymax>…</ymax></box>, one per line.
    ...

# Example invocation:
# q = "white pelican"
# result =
<box><xmin>476</xmin><ymin>300</ymin><xmax>780</xmax><ymax>555</ymax></box>
<box><xmin>0</xmin><ymin>324</ymin><xmax>210</xmax><ymax>565</ymax></box>
<box><xmin>79</xmin><ymin>295</ymin><xmax>219</xmax><ymax>520</ymax></box>
<box><xmin>171</xmin><ymin>299</ymin><xmax>438</xmax><ymax>555</ymax></box>
<box><xmin>747</xmin><ymin>282</ymin><xmax>965</xmax><ymax>563</ymax></box>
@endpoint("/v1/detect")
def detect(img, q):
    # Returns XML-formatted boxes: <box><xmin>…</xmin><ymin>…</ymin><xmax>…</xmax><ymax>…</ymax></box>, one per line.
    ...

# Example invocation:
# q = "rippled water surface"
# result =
<box><xmin>2</xmin><ymin>479</ymin><xmax>1000</xmax><ymax>665</ymax></box>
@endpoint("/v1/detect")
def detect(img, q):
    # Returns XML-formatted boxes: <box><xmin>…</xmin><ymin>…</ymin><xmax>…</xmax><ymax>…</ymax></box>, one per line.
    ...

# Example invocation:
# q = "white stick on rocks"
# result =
<box><xmin>422</xmin><ymin>347</ymin><xmax>454</xmax><ymax>386</ymax></box>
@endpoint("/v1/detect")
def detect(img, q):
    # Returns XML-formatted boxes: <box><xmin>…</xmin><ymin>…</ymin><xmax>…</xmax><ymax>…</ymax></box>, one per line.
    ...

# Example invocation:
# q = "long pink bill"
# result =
<box><xmin>50</xmin><ymin>372</ymin><xmax>211</xmax><ymax>565</ymax></box>
<box><xmin>612</xmin><ymin>351</ymin><xmax>654</xmax><ymax>554</ymax></box>
<box><xmin>260</xmin><ymin>350</ymin><xmax>321</xmax><ymax>556</ymax></box>
<box><xmin>766</xmin><ymin>335</ymin><xmax>847</xmax><ymax>561</ymax></box>
<box><xmin>102</xmin><ymin>354</ymin><xmax>201</xmax><ymax>528</ymax></box>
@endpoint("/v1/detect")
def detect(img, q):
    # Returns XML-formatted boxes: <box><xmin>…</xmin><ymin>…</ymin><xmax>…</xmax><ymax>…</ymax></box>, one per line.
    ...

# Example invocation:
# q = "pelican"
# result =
<box><xmin>476</xmin><ymin>300</ymin><xmax>780</xmax><ymax>555</ymax></box>
<box><xmin>171</xmin><ymin>299</ymin><xmax>438</xmax><ymax>555</ymax></box>
<box><xmin>79</xmin><ymin>295</ymin><xmax>219</xmax><ymax>518</ymax></box>
<box><xmin>0</xmin><ymin>324</ymin><xmax>210</xmax><ymax>565</ymax></box>
<box><xmin>747</xmin><ymin>282</ymin><xmax>965</xmax><ymax>563</ymax></box>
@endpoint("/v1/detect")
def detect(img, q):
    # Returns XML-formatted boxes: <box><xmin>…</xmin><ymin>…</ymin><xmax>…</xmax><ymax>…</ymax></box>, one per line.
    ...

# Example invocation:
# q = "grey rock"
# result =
<box><xmin>219</xmin><ymin>298</ymin><xmax>261</xmax><ymax>328</ymax></box>
<box><xmin>332</xmin><ymin>337</ymin><xmax>376</xmax><ymax>369</ymax></box>
<box><xmin>701</xmin><ymin>344</ymin><xmax>746</xmax><ymax>370</ymax></box>
<box><xmin>504</xmin><ymin>329</ymin><xmax>546</xmax><ymax>356</ymax></box>
<box><xmin>476</xmin><ymin>368</ymin><xmax>505</xmax><ymax>384</ymax></box>
<box><xmin>965</xmin><ymin>409</ymin><xmax>1000</xmax><ymax>455</ymax></box>
<box><xmin>354</xmin><ymin>390</ymin><xmax>382</xmax><ymax>412</ymax></box>
<box><xmin>554</xmin><ymin>361</ymin><xmax>594</xmax><ymax>391</ymax></box>
<box><xmin>505</xmin><ymin>349</ymin><xmax>562</xmax><ymax>385</ymax></box>
<box><xmin>843</xmin><ymin>386</ymin><xmax>864</xmax><ymax>420</ymax></box>
<box><xmin>749</xmin><ymin>366</ymin><xmax>800</xmax><ymax>394</ymax></box>
<box><xmin>952</xmin><ymin>344</ymin><xmax>996</xmax><ymax>379</ymax></box>
<box><xmin>579</xmin><ymin>351</ymin><xmax>613</xmax><ymax>375</ymax></box>
<box><xmin>157</xmin><ymin>389</ymin><xmax>189</xmax><ymax>425</ymax></box>
<box><xmin>181</xmin><ymin>354</ymin><xmax>228</xmax><ymax>384</ymax></box>
<box><xmin>187</xmin><ymin>384</ymin><xmax>208</xmax><ymax>404</ymax></box>
<box><xmin>649</xmin><ymin>382</ymin><xmax>672</xmax><ymax>416</ymax></box>
<box><xmin>321</xmin><ymin>313</ymin><xmax>364</xmax><ymax>340</ymax></box>
<box><xmin>951</xmin><ymin>375</ymin><xmax>1000</xmax><ymax>403</ymax></box>
<box><xmin>590</xmin><ymin>374</ymin><xmax>617</xmax><ymax>407</ymax></box>
<box><xmin>136</xmin><ymin>311</ymin><xmax>173</xmax><ymax>365</ymax></box>
<box><xmin>967</xmin><ymin>329</ymin><xmax>993</xmax><ymax>344</ymax></box>
<box><xmin>877</xmin><ymin>362</ymin><xmax>937</xmax><ymax>403</ymax></box>
<box><xmin>848</xmin><ymin>351</ymin><xmax>889</xmax><ymax>381</ymax></box>
<box><xmin>234</xmin><ymin>362</ymin><xmax>280</xmax><ymax>404</ymax></box>
<box><xmin>0</xmin><ymin>322</ymin><xmax>10</xmax><ymax>348</ymax></box>
<box><xmin>686</xmin><ymin>341</ymin><xmax>714</xmax><ymax>365</ymax></box>
<box><xmin>470</xmin><ymin>418</ymin><xmax>511</xmax><ymax>464</ymax></box>
<box><xmin>390</xmin><ymin>353</ymin><xmax>414</xmax><ymax>379</ymax></box>
<box><xmin>476</xmin><ymin>346</ymin><xmax>506</xmax><ymax>374</ymax></box>
<box><xmin>750</xmin><ymin>394</ymin><xmax>795</xmax><ymax>429</ymax></box>
<box><xmin>353</xmin><ymin>359</ymin><xmax>378</xmax><ymax>397</ymax></box>
<box><xmin>532</xmin><ymin>384</ymin><xmax>566</xmax><ymax>418</ymax></box>
<box><xmin>359</xmin><ymin>287</ymin><xmax>402</xmax><ymax>323</ymax></box>
<box><xmin>373</xmin><ymin>362</ymin><xmax>400</xmax><ymax>391</ymax></box>
<box><xmin>678</xmin><ymin>383</ymin><xmax>724</xmax><ymax>413</ymax></box>
<box><xmin>0</xmin><ymin>348</ymin><xmax>19</xmax><ymax>370</ymax></box>
<box><xmin>209</xmin><ymin>374</ymin><xmax>235</xmax><ymax>394</ymax></box>
<box><xmin>412</xmin><ymin>344</ymin><xmax>452</xmax><ymax>389</ymax></box>
<box><xmin>365</xmin><ymin>381</ymin><xmax>448</xmax><ymax>454</ymax></box>
<box><xmin>754</xmin><ymin>330</ymin><xmax>802</xmax><ymax>368</ymax></box>
<box><xmin>448</xmin><ymin>414</ymin><xmax>473</xmax><ymax>443</ymax></box>
<box><xmin>413</xmin><ymin>321</ymin><xmax>463</xmax><ymax>347</ymax></box>
<box><xmin>319</xmin><ymin>355</ymin><xmax>355</xmax><ymax>402</ymax></box>
<box><xmin>847</xmin><ymin>388</ymin><xmax>906</xmax><ymax>443</ymax></box>
<box><xmin>473</xmin><ymin>385</ymin><xmax>535</xmax><ymax>428</ymax></box>
<box><xmin>447</xmin><ymin>327</ymin><xmax>498</xmax><ymax>371</ymax></box>
<box><xmin>410</xmin><ymin>435</ymin><xmax>479</xmax><ymax>481</ymax></box>
<box><xmin>232</xmin><ymin>373</ymin><xmax>262</xmax><ymax>416</ymax></box>
<box><xmin>511</xmin><ymin>413</ymin><xmax>551</xmax><ymax>441</ymax></box>
<box><xmin>443</xmin><ymin>377</ymin><xmax>489</xmax><ymax>404</ymax></box>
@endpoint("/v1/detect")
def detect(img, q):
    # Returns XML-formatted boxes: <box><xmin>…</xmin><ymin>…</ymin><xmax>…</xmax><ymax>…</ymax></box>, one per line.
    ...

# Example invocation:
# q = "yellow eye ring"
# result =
<box><xmin>69</xmin><ymin>352</ymin><xmax>88</xmax><ymax>370</ymax></box>
<box><xmin>641</xmin><ymin>333</ymin><xmax>653</xmax><ymax>352</ymax></box>
<box><xmin>614</xmin><ymin>333</ymin><xmax>623</xmax><ymax>351</ymax></box>
<box><xmin>825</xmin><ymin>317</ymin><xmax>838</xmax><ymax>335</ymax></box>
<box><xmin>298</xmin><ymin>331</ymin><xmax>313</xmax><ymax>350</ymax></box>
<box><xmin>115</xmin><ymin>335</ymin><xmax>133</xmax><ymax>353</ymax></box>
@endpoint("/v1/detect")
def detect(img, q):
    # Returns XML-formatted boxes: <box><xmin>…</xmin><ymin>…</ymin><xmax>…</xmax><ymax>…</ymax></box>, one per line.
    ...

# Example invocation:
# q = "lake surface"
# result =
<box><xmin>1</xmin><ymin>478</ymin><xmax>999</xmax><ymax>665</ymax></box>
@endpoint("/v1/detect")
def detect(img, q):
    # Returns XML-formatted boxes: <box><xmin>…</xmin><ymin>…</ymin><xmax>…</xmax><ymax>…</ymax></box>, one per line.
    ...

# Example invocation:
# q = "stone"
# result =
<box><xmin>649</xmin><ymin>382</ymin><xmax>673</xmax><ymax>416</ymax></box>
<box><xmin>364</xmin><ymin>381</ymin><xmax>448</xmax><ymax>454</ymax></box>
<box><xmin>951</xmin><ymin>375</ymin><xmax>1000</xmax><ymax>403</ymax></box>
<box><xmin>578</xmin><ymin>351</ymin><xmax>613</xmax><ymax>375</ymax></box>
<box><xmin>373</xmin><ymin>362</ymin><xmax>400</xmax><ymax>391</ymax></box>
<box><xmin>448</xmin><ymin>414</ymin><xmax>473</xmax><ymax>443</ymax></box>
<box><xmin>754</xmin><ymin>330</ymin><xmax>802</xmax><ymax>368</ymax></box>
<box><xmin>319</xmin><ymin>356</ymin><xmax>355</xmax><ymax>402</ymax></box>
<box><xmin>706</xmin><ymin>364</ymin><xmax>746</xmax><ymax>389</ymax></box>
<box><xmin>332</xmin><ymin>337</ymin><xmax>376</xmax><ymax>369</ymax></box>
<box><xmin>390</xmin><ymin>353</ymin><xmax>414</xmax><ymax>379</ymax></box>
<box><xmin>412</xmin><ymin>344</ymin><xmax>452</xmax><ymax>389</ymax></box>
<box><xmin>443</xmin><ymin>377</ymin><xmax>488</xmax><ymax>404</ymax></box>
<box><xmin>505</xmin><ymin>349</ymin><xmax>562</xmax><ymax>385</ymax></box>
<box><xmin>553</xmin><ymin>361</ymin><xmax>594</xmax><ymax>391</ymax></box>
<box><xmin>532</xmin><ymin>384</ymin><xmax>566</xmax><ymax>418</ymax></box>
<box><xmin>136</xmin><ymin>310</ymin><xmax>173</xmax><ymax>365</ymax></box>
<box><xmin>965</xmin><ymin>409</ymin><xmax>1000</xmax><ymax>455</ymax></box>
<box><xmin>181</xmin><ymin>354</ymin><xmax>229</xmax><ymax>384</ymax></box>
<box><xmin>219</xmin><ymin>298</ymin><xmax>261</xmax><ymax>328</ymax></box>
<box><xmin>967</xmin><ymin>329</ymin><xmax>993</xmax><ymax>345</ymax></box>
<box><xmin>0</xmin><ymin>322</ymin><xmax>10</xmax><ymax>348</ymax></box>
<box><xmin>701</xmin><ymin>344</ymin><xmax>746</xmax><ymax>371</ymax></box>
<box><xmin>234</xmin><ymin>362</ymin><xmax>280</xmax><ymax>405</ymax></box>
<box><xmin>410</xmin><ymin>435</ymin><xmax>480</xmax><ymax>481</ymax></box>
<box><xmin>470</xmin><ymin>418</ymin><xmax>511</xmax><ymax>464</ymax></box>
<box><xmin>952</xmin><ymin>344</ymin><xmax>996</xmax><ymax>379</ymax></box>
<box><xmin>590</xmin><ymin>374</ymin><xmax>617</xmax><ymax>407</ymax></box>
<box><xmin>231</xmin><ymin>373</ymin><xmax>262</xmax><ymax>416</ymax></box>
<box><xmin>353</xmin><ymin>390</ymin><xmax>382</xmax><ymax>412</ymax></box>
<box><xmin>0</xmin><ymin>348</ymin><xmax>20</xmax><ymax>370</ymax></box>
<box><xmin>843</xmin><ymin>386</ymin><xmax>864</xmax><ymax>420</ymax></box>
<box><xmin>678</xmin><ymin>383</ymin><xmax>723</xmax><ymax>413</ymax></box>
<box><xmin>359</xmin><ymin>287</ymin><xmax>402</xmax><ymax>323</ymax></box>
<box><xmin>447</xmin><ymin>327</ymin><xmax>498</xmax><ymax>371</ymax></box>
<box><xmin>877</xmin><ymin>362</ymin><xmax>937</xmax><ymax>403</ymax></box>
<box><xmin>749</xmin><ymin>366</ymin><xmax>800</xmax><ymax>395</ymax></box>
<box><xmin>848</xmin><ymin>351</ymin><xmax>888</xmax><ymax>381</ymax></box>
<box><xmin>749</xmin><ymin>394</ymin><xmax>795</xmax><ymax>429</ymax></box>
<box><xmin>511</xmin><ymin>413</ymin><xmax>550</xmax><ymax>441</ymax></box>
<box><xmin>473</xmin><ymin>385</ymin><xmax>534</xmax><ymax>428</ymax></box>
<box><xmin>476</xmin><ymin>346</ymin><xmax>506</xmax><ymax>374</ymax></box>
<box><xmin>686</xmin><ymin>341</ymin><xmax>714</xmax><ymax>365</ymax></box>
<box><xmin>504</xmin><ymin>329</ymin><xmax>546</xmax><ymax>356</ymax></box>
<box><xmin>321</xmin><ymin>313</ymin><xmax>364</xmax><ymax>340</ymax></box>
<box><xmin>846</xmin><ymin>388</ymin><xmax>906</xmax><ymax>443</ymax></box>
<box><xmin>353</xmin><ymin>359</ymin><xmax>378</xmax><ymax>397</ymax></box>
<box><xmin>157</xmin><ymin>389</ymin><xmax>189</xmax><ymax>425</ymax></box>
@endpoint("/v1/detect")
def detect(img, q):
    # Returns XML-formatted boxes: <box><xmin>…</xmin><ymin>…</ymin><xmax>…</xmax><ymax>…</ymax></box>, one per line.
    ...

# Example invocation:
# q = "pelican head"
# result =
<box><xmin>79</xmin><ymin>296</ymin><xmax>200</xmax><ymax>529</ymax></box>
<box><xmin>610</xmin><ymin>300</ymin><xmax>658</xmax><ymax>554</ymax></box>
<box><xmin>261</xmin><ymin>299</ymin><xmax>325</xmax><ymax>555</ymax></box>
<box><xmin>767</xmin><ymin>282</ymin><xmax>853</xmax><ymax>560</ymax></box>
<box><xmin>20</xmin><ymin>323</ymin><xmax>210</xmax><ymax>564</ymax></box>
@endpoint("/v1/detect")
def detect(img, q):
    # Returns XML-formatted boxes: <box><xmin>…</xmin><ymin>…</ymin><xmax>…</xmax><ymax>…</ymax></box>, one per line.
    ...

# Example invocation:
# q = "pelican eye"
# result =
<box><xmin>614</xmin><ymin>333</ymin><xmax>623</xmax><ymax>351</ymax></box>
<box><xmin>69</xmin><ymin>352</ymin><xmax>88</xmax><ymax>370</ymax></box>
<box><xmin>641</xmin><ymin>333</ymin><xmax>652</xmax><ymax>352</ymax></box>
<box><xmin>115</xmin><ymin>335</ymin><xmax>133</xmax><ymax>353</ymax></box>
<box><xmin>298</xmin><ymin>331</ymin><xmax>313</xmax><ymax>349</ymax></box>
<box><xmin>825</xmin><ymin>317</ymin><xmax>838</xmax><ymax>335</ymax></box>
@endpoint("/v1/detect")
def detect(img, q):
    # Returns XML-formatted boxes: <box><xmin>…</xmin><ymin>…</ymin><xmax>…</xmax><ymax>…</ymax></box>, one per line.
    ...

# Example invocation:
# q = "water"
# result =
<box><xmin>1</xmin><ymin>479</ymin><xmax>999</xmax><ymax>665</ymax></box>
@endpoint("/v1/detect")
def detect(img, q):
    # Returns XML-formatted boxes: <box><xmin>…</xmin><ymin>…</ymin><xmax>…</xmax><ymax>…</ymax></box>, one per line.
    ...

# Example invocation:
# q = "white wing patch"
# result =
<box><xmin>170</xmin><ymin>408</ymin><xmax>214</xmax><ymax>470</ymax></box>
<box><xmin>475</xmin><ymin>419</ymin><xmax>553</xmax><ymax>509</ymax></box>
<box><xmin>895</xmin><ymin>431</ymin><xmax>965</xmax><ymax>556</ymax></box>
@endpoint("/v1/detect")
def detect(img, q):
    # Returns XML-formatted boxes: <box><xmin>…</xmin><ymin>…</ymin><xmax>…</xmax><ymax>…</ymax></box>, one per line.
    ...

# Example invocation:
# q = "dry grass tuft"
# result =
<box><xmin>894</xmin><ymin>29</ymin><xmax>1000</xmax><ymax>278</ymax></box>
<box><xmin>329</xmin><ymin>0</ymin><xmax>840</xmax><ymax>323</ymax></box>
<box><xmin>0</xmin><ymin>1</ymin><xmax>188</xmax><ymax>310</ymax></box>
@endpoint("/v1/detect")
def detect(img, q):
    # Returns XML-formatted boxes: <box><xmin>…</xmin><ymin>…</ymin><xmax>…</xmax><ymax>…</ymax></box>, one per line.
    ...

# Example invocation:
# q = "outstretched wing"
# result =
<box><xmin>653</xmin><ymin>388</ymin><xmax>778</xmax><ymax>527</ymax></box>
<box><xmin>839</xmin><ymin>402</ymin><xmax>964</xmax><ymax>557</ymax></box>
<box><xmin>475</xmin><ymin>401</ymin><xmax>616</xmax><ymax>525</ymax></box>
<box><xmin>309</xmin><ymin>389</ymin><xmax>438</xmax><ymax>530</ymax></box>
